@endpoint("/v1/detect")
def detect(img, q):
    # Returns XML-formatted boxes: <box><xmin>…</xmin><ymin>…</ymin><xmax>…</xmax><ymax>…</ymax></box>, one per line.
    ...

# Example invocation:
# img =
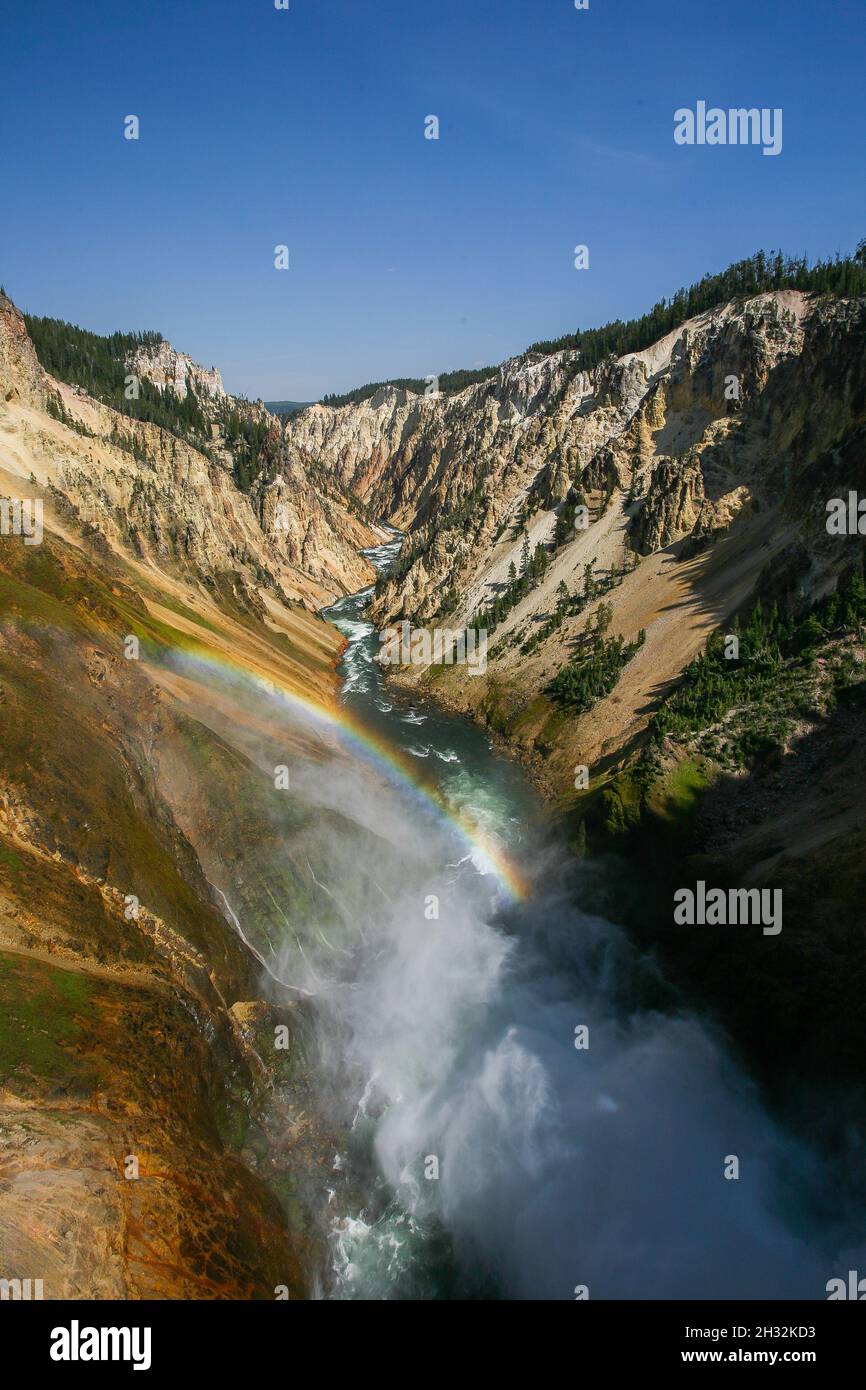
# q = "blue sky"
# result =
<box><xmin>2</xmin><ymin>0</ymin><xmax>864</xmax><ymax>400</ymax></box>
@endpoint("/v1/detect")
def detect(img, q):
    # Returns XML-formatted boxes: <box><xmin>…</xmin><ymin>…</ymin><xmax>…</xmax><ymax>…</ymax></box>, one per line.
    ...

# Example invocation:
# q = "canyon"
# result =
<box><xmin>279</xmin><ymin>278</ymin><xmax>866</xmax><ymax>1105</ymax></box>
<box><xmin>0</xmin><ymin>291</ymin><xmax>382</xmax><ymax>1297</ymax></box>
<box><xmin>282</xmin><ymin>288</ymin><xmax>866</xmax><ymax>793</ymax></box>
<box><xmin>1</xmin><ymin>267</ymin><xmax>865</xmax><ymax>1298</ymax></box>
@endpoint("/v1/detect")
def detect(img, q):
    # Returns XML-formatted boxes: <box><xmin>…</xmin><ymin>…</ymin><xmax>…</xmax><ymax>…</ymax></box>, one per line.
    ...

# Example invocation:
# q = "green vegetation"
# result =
<box><xmin>263</xmin><ymin>400</ymin><xmax>312</xmax><ymax>416</ymax></box>
<box><xmin>520</xmin><ymin>547</ymin><xmax>633</xmax><ymax>655</ymax></box>
<box><xmin>552</xmin><ymin>492</ymin><xmax>588</xmax><ymax>547</ymax></box>
<box><xmin>219</xmin><ymin>402</ymin><xmax>284</xmax><ymax>491</ymax></box>
<box><xmin>321</xmin><ymin>365</ymin><xmax>498</xmax><ymax>408</ymax></box>
<box><xmin>374</xmin><ymin>484</ymin><xmax>494</xmax><ymax>604</ymax></box>
<box><xmin>651</xmin><ymin>568</ymin><xmax>866</xmax><ymax>767</ymax></box>
<box><xmin>474</xmin><ymin>534</ymin><xmax>550</xmax><ymax>634</ymax></box>
<box><xmin>0</xmin><ymin>952</ymin><xmax>96</xmax><ymax>1084</ymax></box>
<box><xmin>0</xmin><ymin>845</ymin><xmax>24</xmax><ymax>887</ymax></box>
<box><xmin>24</xmin><ymin>312</ymin><xmax>290</xmax><ymax>492</ymax></box>
<box><xmin>23</xmin><ymin>316</ymin><xmax>163</xmax><ymax>392</ymax></box>
<box><xmin>45</xmin><ymin>394</ymin><xmax>97</xmax><ymax>437</ymax></box>
<box><xmin>528</xmin><ymin>241</ymin><xmax>866</xmax><ymax>362</ymax></box>
<box><xmin>436</xmin><ymin>484</ymin><xmax>489</xmax><ymax>532</ymax></box>
<box><xmin>375</xmin><ymin>534</ymin><xmax>423</xmax><ymax>593</ymax></box>
<box><xmin>25</xmin><ymin>313</ymin><xmax>212</xmax><ymax>437</ymax></box>
<box><xmin>548</xmin><ymin>619</ymin><xmax>646</xmax><ymax>712</ymax></box>
<box><xmin>655</xmin><ymin>757</ymin><xmax>711</xmax><ymax>828</ymax></box>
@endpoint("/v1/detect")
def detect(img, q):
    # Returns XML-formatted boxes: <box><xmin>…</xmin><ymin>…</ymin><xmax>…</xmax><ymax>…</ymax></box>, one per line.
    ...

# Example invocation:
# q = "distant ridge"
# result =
<box><xmin>264</xmin><ymin>399</ymin><xmax>315</xmax><ymax>416</ymax></box>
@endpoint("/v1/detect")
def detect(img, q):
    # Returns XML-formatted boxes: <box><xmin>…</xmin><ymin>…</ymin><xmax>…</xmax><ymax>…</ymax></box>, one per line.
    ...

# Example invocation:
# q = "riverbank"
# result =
<box><xmin>369</xmin><ymin>579</ymin><xmax>866</xmax><ymax>1149</ymax></box>
<box><xmin>306</xmin><ymin>533</ymin><xmax>866</xmax><ymax>1299</ymax></box>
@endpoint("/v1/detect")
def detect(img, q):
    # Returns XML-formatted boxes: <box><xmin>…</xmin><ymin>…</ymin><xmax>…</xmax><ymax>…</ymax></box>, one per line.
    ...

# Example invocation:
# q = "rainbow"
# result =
<box><xmin>146</xmin><ymin>631</ymin><xmax>531</xmax><ymax>904</ymax></box>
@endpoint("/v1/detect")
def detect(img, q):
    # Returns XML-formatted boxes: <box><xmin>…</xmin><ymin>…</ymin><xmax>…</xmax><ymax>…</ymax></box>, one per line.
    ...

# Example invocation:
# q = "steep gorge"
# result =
<box><xmin>0</xmin><ymin>296</ymin><xmax>386</xmax><ymax>1297</ymax></box>
<box><xmin>283</xmin><ymin>285</ymin><xmax>866</xmax><ymax>1103</ymax></box>
<box><xmin>3</xmin><ymin>275</ymin><xmax>866</xmax><ymax>1299</ymax></box>
<box><xmin>283</xmin><ymin>288</ymin><xmax>866</xmax><ymax>799</ymax></box>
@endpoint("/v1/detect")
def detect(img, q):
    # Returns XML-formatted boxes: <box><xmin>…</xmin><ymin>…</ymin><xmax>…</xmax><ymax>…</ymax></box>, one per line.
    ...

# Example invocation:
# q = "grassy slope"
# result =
<box><xmin>0</xmin><ymin>520</ymin><xmax>353</xmax><ymax>1296</ymax></box>
<box><xmin>557</xmin><ymin>593</ymin><xmax>866</xmax><ymax>1105</ymax></box>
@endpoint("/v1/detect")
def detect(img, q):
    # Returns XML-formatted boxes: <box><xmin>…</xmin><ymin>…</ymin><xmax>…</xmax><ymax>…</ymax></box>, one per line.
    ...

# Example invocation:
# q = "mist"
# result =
<box><xmin>163</xmin><ymin>620</ymin><xmax>864</xmax><ymax>1301</ymax></box>
<box><xmin>296</xmin><ymin>834</ymin><xmax>852</xmax><ymax>1300</ymax></box>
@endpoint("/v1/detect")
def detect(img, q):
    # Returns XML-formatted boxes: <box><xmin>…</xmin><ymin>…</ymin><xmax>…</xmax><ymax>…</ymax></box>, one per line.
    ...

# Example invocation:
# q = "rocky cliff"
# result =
<box><xmin>284</xmin><ymin>289</ymin><xmax>866</xmax><ymax>792</ymax></box>
<box><xmin>129</xmin><ymin>338</ymin><xmax>226</xmax><ymax>401</ymax></box>
<box><xmin>0</xmin><ymin>297</ymin><xmax>382</xmax><ymax>1298</ymax></box>
<box><xmin>281</xmin><ymin>286</ymin><xmax>866</xmax><ymax>1102</ymax></box>
<box><xmin>3</xmin><ymin>275</ymin><xmax>866</xmax><ymax>1296</ymax></box>
<box><xmin>2</xmin><ymin>293</ymin><xmax>378</xmax><ymax>611</ymax></box>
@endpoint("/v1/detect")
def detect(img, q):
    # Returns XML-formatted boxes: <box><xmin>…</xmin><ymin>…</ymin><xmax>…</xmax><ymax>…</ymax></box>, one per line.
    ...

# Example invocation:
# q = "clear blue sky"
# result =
<box><xmin>2</xmin><ymin>0</ymin><xmax>864</xmax><ymax>400</ymax></box>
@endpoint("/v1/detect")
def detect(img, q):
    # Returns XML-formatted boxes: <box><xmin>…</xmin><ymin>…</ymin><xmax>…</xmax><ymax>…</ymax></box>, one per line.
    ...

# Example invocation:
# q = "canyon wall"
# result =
<box><xmin>0</xmin><ymin>296</ymin><xmax>379</xmax><ymax>1297</ymax></box>
<box><xmin>284</xmin><ymin>290</ymin><xmax>866</xmax><ymax>793</ymax></box>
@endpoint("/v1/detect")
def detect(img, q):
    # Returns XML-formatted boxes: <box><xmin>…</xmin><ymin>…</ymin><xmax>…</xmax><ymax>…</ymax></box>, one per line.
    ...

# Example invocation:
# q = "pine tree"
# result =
<box><xmin>627</xmin><ymin>461</ymin><xmax>640</xmax><ymax>503</ymax></box>
<box><xmin>520</xmin><ymin>531</ymin><xmax>531</xmax><ymax>578</ymax></box>
<box><xmin>574</xmin><ymin>820</ymin><xmax>587</xmax><ymax>859</ymax></box>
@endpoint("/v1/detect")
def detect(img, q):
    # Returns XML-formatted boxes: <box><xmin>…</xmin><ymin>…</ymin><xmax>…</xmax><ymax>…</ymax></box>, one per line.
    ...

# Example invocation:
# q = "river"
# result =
<box><xmin>307</xmin><ymin>534</ymin><xmax>847</xmax><ymax>1300</ymax></box>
